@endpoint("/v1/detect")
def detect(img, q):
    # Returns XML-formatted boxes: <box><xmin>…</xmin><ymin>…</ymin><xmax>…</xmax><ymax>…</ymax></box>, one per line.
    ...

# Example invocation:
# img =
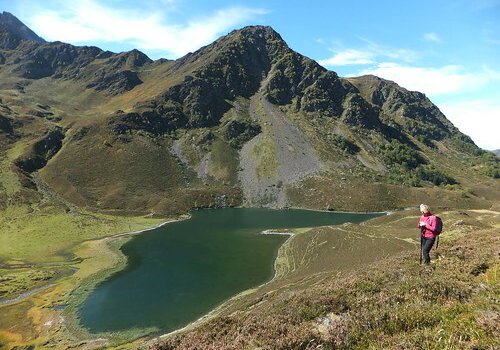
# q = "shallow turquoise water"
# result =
<box><xmin>78</xmin><ymin>208</ymin><xmax>381</xmax><ymax>334</ymax></box>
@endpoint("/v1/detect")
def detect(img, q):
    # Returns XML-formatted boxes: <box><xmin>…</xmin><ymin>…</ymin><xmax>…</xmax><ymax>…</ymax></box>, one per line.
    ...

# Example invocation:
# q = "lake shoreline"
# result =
<box><xmin>0</xmin><ymin>206</ymin><xmax>387</xmax><ymax>349</ymax></box>
<box><xmin>58</xmin><ymin>214</ymin><xmax>193</xmax><ymax>345</ymax></box>
<box><xmin>152</xmin><ymin>229</ymin><xmax>296</xmax><ymax>342</ymax></box>
<box><xmin>148</xmin><ymin>209</ymin><xmax>390</xmax><ymax>345</ymax></box>
<box><xmin>61</xmin><ymin>207</ymin><xmax>388</xmax><ymax>347</ymax></box>
<box><xmin>146</xmin><ymin>209</ymin><xmax>500</xmax><ymax>350</ymax></box>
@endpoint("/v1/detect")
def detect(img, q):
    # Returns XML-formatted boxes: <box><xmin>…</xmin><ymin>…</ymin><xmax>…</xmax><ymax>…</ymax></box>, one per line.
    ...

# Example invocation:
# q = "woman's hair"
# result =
<box><xmin>420</xmin><ymin>204</ymin><xmax>430</xmax><ymax>213</ymax></box>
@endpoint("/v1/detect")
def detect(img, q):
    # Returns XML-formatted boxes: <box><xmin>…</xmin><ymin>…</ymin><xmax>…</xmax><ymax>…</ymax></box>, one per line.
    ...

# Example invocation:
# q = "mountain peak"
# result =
<box><xmin>227</xmin><ymin>25</ymin><xmax>287</xmax><ymax>49</ymax></box>
<box><xmin>0</xmin><ymin>11</ymin><xmax>45</xmax><ymax>49</ymax></box>
<box><xmin>232</xmin><ymin>25</ymin><xmax>282</xmax><ymax>38</ymax></box>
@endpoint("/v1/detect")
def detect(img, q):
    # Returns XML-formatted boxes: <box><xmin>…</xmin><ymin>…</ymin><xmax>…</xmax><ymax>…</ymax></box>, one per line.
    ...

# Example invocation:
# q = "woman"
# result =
<box><xmin>418</xmin><ymin>204</ymin><xmax>438</xmax><ymax>265</ymax></box>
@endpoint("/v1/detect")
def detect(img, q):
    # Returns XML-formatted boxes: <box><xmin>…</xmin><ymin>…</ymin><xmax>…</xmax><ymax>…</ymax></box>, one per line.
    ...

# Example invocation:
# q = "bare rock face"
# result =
<box><xmin>6</xmin><ymin>41</ymin><xmax>149</xmax><ymax>93</ymax></box>
<box><xmin>222</xmin><ymin>119</ymin><xmax>261</xmax><ymax>148</ymax></box>
<box><xmin>86</xmin><ymin>69</ymin><xmax>142</xmax><ymax>95</ymax></box>
<box><xmin>11</xmin><ymin>42</ymin><xmax>101</xmax><ymax>79</ymax></box>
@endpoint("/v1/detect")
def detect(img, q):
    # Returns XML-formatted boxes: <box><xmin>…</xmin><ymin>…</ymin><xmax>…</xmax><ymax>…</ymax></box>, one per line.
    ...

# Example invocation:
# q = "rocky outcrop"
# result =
<box><xmin>108</xmin><ymin>107</ymin><xmax>188</xmax><ymax>135</ymax></box>
<box><xmin>264</xmin><ymin>52</ymin><xmax>361</xmax><ymax>122</ymax></box>
<box><xmin>0</xmin><ymin>102</ymin><xmax>22</xmax><ymax>137</ymax></box>
<box><xmin>109</xmin><ymin>26</ymin><xmax>289</xmax><ymax>132</ymax></box>
<box><xmin>159</xmin><ymin>26</ymin><xmax>289</xmax><ymax>127</ymax></box>
<box><xmin>340</xmin><ymin>94</ymin><xmax>380</xmax><ymax>128</ymax></box>
<box><xmin>222</xmin><ymin>119</ymin><xmax>261</xmax><ymax>148</ymax></box>
<box><xmin>117</xmin><ymin>25</ymin><xmax>365</xmax><ymax>134</ymax></box>
<box><xmin>348</xmin><ymin>75</ymin><xmax>458</xmax><ymax>141</ymax></box>
<box><xmin>104</xmin><ymin>49</ymin><xmax>152</xmax><ymax>69</ymax></box>
<box><xmin>86</xmin><ymin>69</ymin><xmax>143</xmax><ymax>95</ymax></box>
<box><xmin>5</xmin><ymin>40</ymin><xmax>149</xmax><ymax>93</ymax></box>
<box><xmin>84</xmin><ymin>49</ymin><xmax>151</xmax><ymax>94</ymax></box>
<box><xmin>0</xmin><ymin>115</ymin><xmax>14</xmax><ymax>134</ymax></box>
<box><xmin>15</xmin><ymin>128</ymin><xmax>65</xmax><ymax>173</ymax></box>
<box><xmin>10</xmin><ymin>41</ymin><xmax>100</xmax><ymax>79</ymax></box>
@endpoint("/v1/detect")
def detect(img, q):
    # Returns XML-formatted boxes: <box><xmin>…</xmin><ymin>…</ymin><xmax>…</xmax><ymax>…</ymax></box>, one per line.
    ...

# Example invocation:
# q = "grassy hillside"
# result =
<box><xmin>1</xmin><ymin>20</ymin><xmax>499</xmax><ymax>214</ymax></box>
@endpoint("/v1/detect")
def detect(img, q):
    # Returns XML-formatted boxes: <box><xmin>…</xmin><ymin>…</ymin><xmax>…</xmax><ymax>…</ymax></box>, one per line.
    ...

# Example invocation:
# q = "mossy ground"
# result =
<box><xmin>209</xmin><ymin>138</ymin><xmax>239</xmax><ymax>185</ymax></box>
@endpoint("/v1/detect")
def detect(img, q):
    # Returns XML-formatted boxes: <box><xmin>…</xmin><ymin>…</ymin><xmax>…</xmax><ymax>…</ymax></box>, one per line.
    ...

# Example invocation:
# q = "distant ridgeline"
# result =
<box><xmin>0</xmin><ymin>11</ymin><xmax>498</xmax><ymax>214</ymax></box>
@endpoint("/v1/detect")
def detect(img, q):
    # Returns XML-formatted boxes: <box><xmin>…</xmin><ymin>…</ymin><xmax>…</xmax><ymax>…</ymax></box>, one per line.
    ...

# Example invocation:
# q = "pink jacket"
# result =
<box><xmin>418</xmin><ymin>214</ymin><xmax>438</xmax><ymax>239</ymax></box>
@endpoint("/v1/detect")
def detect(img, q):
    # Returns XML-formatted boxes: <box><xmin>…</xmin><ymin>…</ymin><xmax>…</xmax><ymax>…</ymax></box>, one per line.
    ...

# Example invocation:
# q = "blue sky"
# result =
<box><xmin>2</xmin><ymin>0</ymin><xmax>499</xmax><ymax>150</ymax></box>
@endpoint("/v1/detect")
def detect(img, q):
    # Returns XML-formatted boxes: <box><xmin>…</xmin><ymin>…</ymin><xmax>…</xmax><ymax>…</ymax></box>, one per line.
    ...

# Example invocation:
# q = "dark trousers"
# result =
<box><xmin>422</xmin><ymin>237</ymin><xmax>435</xmax><ymax>264</ymax></box>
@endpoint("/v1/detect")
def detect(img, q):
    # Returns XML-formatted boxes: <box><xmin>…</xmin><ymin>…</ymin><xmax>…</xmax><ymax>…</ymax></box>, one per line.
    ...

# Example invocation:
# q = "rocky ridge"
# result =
<box><xmin>0</xmin><ymin>12</ymin><xmax>497</xmax><ymax>214</ymax></box>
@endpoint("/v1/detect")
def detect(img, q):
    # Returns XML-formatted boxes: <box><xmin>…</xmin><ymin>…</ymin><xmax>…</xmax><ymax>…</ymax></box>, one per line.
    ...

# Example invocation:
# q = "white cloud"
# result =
<box><xmin>423</xmin><ymin>32</ymin><xmax>442</xmax><ymax>43</ymax></box>
<box><xmin>318</xmin><ymin>49</ymin><xmax>375</xmax><ymax>66</ymax></box>
<box><xmin>319</xmin><ymin>42</ymin><xmax>418</xmax><ymax>68</ymax></box>
<box><xmin>356</xmin><ymin>37</ymin><xmax>419</xmax><ymax>63</ymax></box>
<box><xmin>354</xmin><ymin>63</ymin><xmax>500</xmax><ymax>96</ymax></box>
<box><xmin>26</xmin><ymin>0</ymin><xmax>268</xmax><ymax>57</ymax></box>
<box><xmin>171</xmin><ymin>7</ymin><xmax>268</xmax><ymax>54</ymax></box>
<box><xmin>439</xmin><ymin>98</ymin><xmax>500</xmax><ymax>150</ymax></box>
<box><xmin>352</xmin><ymin>62</ymin><xmax>500</xmax><ymax>150</ymax></box>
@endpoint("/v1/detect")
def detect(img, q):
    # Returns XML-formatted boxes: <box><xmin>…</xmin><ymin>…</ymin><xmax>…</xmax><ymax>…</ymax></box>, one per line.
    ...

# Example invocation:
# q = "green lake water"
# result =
<box><xmin>78</xmin><ymin>208</ymin><xmax>381</xmax><ymax>335</ymax></box>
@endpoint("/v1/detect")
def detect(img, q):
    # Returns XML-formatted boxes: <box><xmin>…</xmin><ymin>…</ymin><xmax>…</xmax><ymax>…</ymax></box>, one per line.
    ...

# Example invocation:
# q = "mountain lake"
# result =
<box><xmin>78</xmin><ymin>208</ymin><xmax>382</xmax><ymax>335</ymax></box>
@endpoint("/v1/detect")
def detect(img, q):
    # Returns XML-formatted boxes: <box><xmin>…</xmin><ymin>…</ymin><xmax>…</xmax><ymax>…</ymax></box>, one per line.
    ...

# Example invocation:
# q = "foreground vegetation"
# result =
<box><xmin>151</xmin><ymin>209</ymin><xmax>499</xmax><ymax>350</ymax></box>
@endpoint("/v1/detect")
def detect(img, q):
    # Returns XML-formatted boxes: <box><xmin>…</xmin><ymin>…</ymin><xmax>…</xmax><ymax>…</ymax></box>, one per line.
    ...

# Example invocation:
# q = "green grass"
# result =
<box><xmin>0</xmin><ymin>141</ymin><xmax>26</xmax><ymax>196</ymax></box>
<box><xmin>0</xmin><ymin>204</ymin><xmax>165</xmax><ymax>264</ymax></box>
<box><xmin>0</xmin><ymin>267</ymin><xmax>60</xmax><ymax>299</ymax></box>
<box><xmin>209</xmin><ymin>138</ymin><xmax>239</xmax><ymax>184</ymax></box>
<box><xmin>253</xmin><ymin>136</ymin><xmax>278</xmax><ymax>179</ymax></box>
<box><xmin>286</xmin><ymin>175</ymin><xmax>491</xmax><ymax>212</ymax></box>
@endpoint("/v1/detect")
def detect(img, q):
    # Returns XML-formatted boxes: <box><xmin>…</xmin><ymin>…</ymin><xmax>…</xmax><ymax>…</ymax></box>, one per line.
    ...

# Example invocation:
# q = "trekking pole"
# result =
<box><xmin>419</xmin><ymin>227</ymin><xmax>424</xmax><ymax>264</ymax></box>
<box><xmin>436</xmin><ymin>235</ymin><xmax>439</xmax><ymax>249</ymax></box>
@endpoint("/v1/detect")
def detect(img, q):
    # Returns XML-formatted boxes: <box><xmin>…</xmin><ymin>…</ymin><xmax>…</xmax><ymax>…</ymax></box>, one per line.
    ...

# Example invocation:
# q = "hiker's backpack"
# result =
<box><xmin>433</xmin><ymin>215</ymin><xmax>443</xmax><ymax>235</ymax></box>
